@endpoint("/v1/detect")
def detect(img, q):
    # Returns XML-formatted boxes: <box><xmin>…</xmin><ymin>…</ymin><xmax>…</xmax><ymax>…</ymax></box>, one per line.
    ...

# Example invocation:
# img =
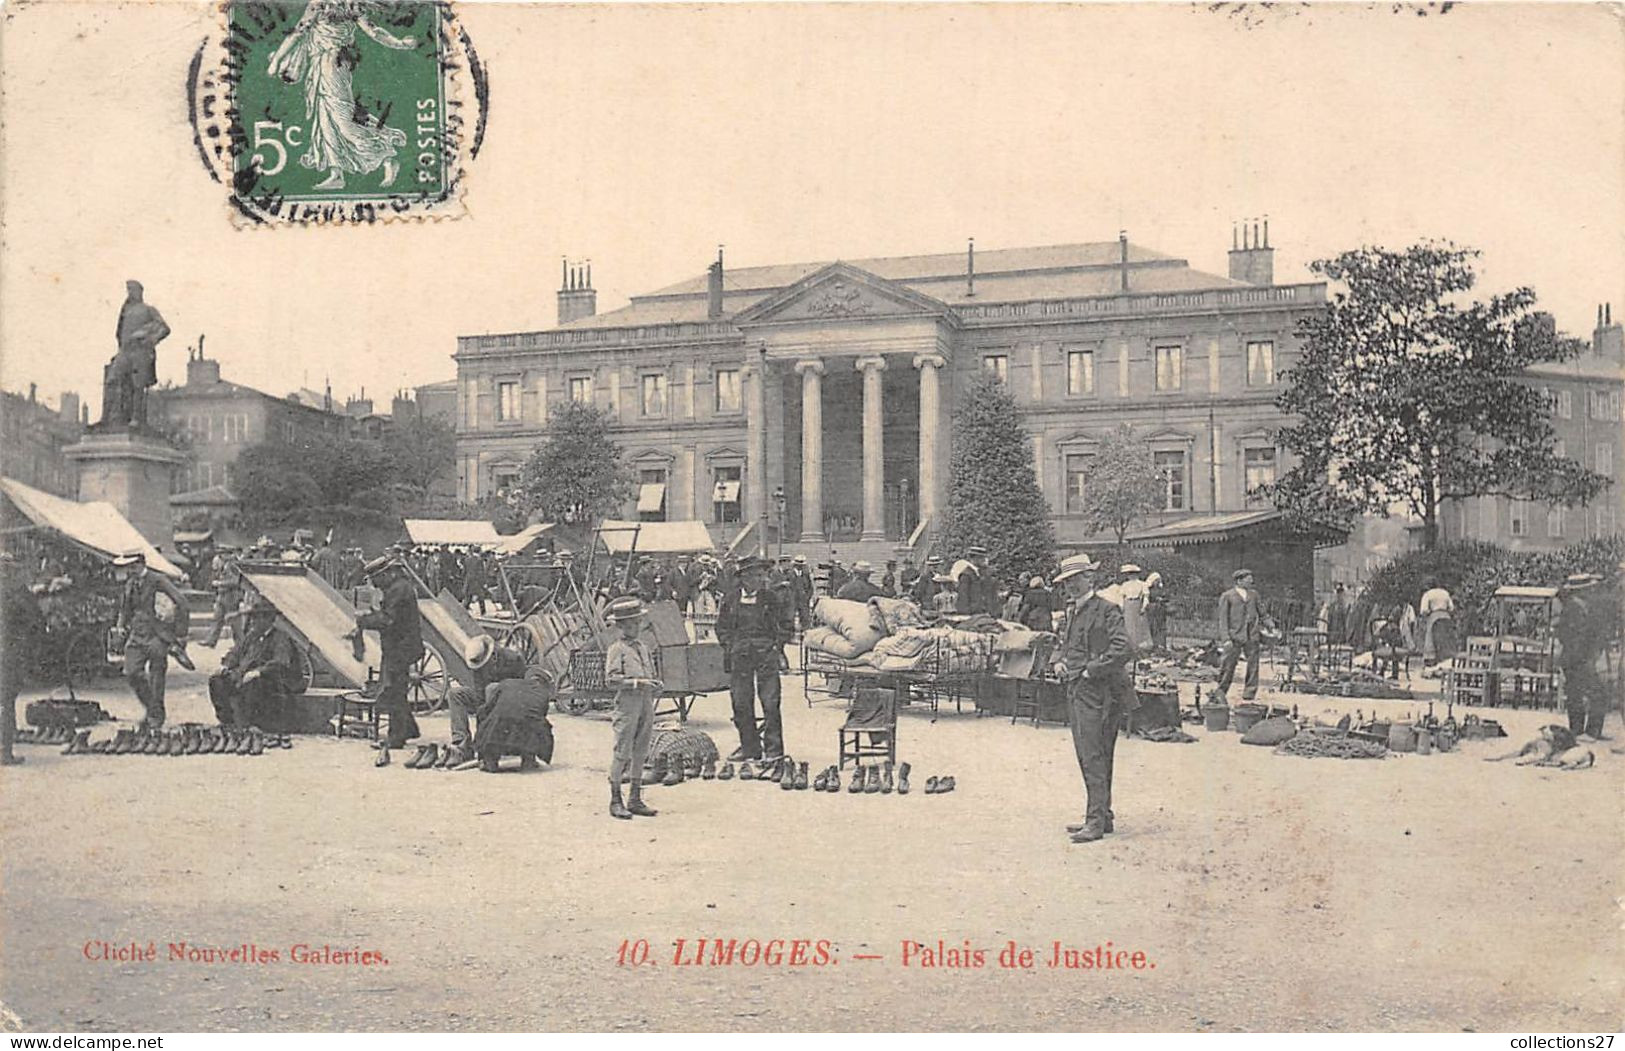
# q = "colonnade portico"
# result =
<box><xmin>786</xmin><ymin>349</ymin><xmax>946</xmax><ymax>544</ymax></box>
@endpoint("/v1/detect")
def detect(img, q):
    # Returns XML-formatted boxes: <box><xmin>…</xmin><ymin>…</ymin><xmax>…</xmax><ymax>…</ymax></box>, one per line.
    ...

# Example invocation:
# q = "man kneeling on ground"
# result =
<box><xmin>447</xmin><ymin>634</ymin><xmax>529</xmax><ymax>766</ymax></box>
<box><xmin>208</xmin><ymin>596</ymin><xmax>300</xmax><ymax>730</ymax></box>
<box><xmin>472</xmin><ymin>666</ymin><xmax>556</xmax><ymax>773</ymax></box>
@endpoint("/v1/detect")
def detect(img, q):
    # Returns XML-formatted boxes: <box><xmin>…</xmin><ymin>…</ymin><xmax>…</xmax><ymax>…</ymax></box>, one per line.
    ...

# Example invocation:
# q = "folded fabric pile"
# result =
<box><xmin>867</xmin><ymin>626</ymin><xmax>990</xmax><ymax>674</ymax></box>
<box><xmin>869</xmin><ymin>595</ymin><xmax>928</xmax><ymax>635</ymax></box>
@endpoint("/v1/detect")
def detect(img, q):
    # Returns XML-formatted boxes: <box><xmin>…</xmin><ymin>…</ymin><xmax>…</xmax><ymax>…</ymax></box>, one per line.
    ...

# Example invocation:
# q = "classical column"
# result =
<box><xmin>795</xmin><ymin>358</ymin><xmax>826</xmax><ymax>542</ymax></box>
<box><xmin>913</xmin><ymin>353</ymin><xmax>946</xmax><ymax>528</ymax></box>
<box><xmin>745</xmin><ymin>359</ymin><xmax>767</xmax><ymax>523</ymax></box>
<box><xmin>856</xmin><ymin>355</ymin><xmax>888</xmax><ymax>540</ymax></box>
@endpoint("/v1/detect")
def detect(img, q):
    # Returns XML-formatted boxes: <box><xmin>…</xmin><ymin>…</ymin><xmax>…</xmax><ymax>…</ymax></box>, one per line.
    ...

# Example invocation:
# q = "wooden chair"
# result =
<box><xmin>838</xmin><ymin>687</ymin><xmax>897</xmax><ymax>769</ymax></box>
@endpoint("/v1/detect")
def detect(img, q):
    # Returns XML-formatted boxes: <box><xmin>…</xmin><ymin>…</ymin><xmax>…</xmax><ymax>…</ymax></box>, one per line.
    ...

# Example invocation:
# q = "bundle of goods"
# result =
<box><xmin>802</xmin><ymin>597</ymin><xmax>886</xmax><ymax>659</ymax></box>
<box><xmin>1240</xmin><ymin>715</ymin><xmax>1298</xmax><ymax>746</ymax></box>
<box><xmin>867</xmin><ymin>626</ymin><xmax>991</xmax><ymax>675</ymax></box>
<box><xmin>1281</xmin><ymin>666</ymin><xmax>1413</xmax><ymax>700</ymax></box>
<box><xmin>624</xmin><ymin>726</ymin><xmax>721</xmax><ymax>785</ymax></box>
<box><xmin>1137</xmin><ymin>726</ymin><xmax>1198</xmax><ymax>743</ymax></box>
<box><xmin>1274</xmin><ymin>733</ymin><xmax>1387</xmax><ymax>759</ymax></box>
<box><xmin>994</xmin><ymin>627</ymin><xmax>1058</xmax><ymax>678</ymax></box>
<box><xmin>25</xmin><ymin>697</ymin><xmax>114</xmax><ymax>730</ymax></box>
<box><xmin>869</xmin><ymin>595</ymin><xmax>928</xmax><ymax>635</ymax></box>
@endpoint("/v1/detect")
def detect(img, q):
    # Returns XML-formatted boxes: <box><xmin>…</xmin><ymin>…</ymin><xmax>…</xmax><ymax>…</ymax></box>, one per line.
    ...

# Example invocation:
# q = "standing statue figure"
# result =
<box><xmin>100</xmin><ymin>280</ymin><xmax>170</xmax><ymax>429</ymax></box>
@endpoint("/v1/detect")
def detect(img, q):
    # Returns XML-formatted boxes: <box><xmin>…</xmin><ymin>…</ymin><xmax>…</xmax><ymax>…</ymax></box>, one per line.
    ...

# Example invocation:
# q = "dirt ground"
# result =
<box><xmin>1</xmin><ymin>643</ymin><xmax>1621</xmax><ymax>1033</ymax></box>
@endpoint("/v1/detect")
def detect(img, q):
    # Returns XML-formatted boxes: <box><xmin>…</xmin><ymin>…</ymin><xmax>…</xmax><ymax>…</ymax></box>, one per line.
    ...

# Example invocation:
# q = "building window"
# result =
<box><xmin>1508</xmin><ymin>500</ymin><xmax>1528</xmax><ymax>537</ymax></box>
<box><xmin>1063</xmin><ymin>452</ymin><xmax>1092</xmax><ymax>514</ymax></box>
<box><xmin>712</xmin><ymin>465</ymin><xmax>742</xmax><ymax>524</ymax></box>
<box><xmin>1557</xmin><ymin>389</ymin><xmax>1572</xmax><ymax>419</ymax></box>
<box><xmin>1066</xmin><ymin>350</ymin><xmax>1094</xmax><ymax>396</ymax></box>
<box><xmin>568</xmin><ymin>376</ymin><xmax>592</xmax><ymax>404</ymax></box>
<box><xmin>1243</xmin><ymin>447</ymin><xmax>1276</xmax><ymax>505</ymax></box>
<box><xmin>983</xmin><ymin>354</ymin><xmax>1008</xmax><ymax>384</ymax></box>
<box><xmin>1154</xmin><ymin>345</ymin><xmax>1184</xmax><ymax>391</ymax></box>
<box><xmin>1154</xmin><ymin>450</ymin><xmax>1187</xmax><ymax>511</ymax></box>
<box><xmin>221</xmin><ymin>414</ymin><xmax>247</xmax><ymax>443</ymax></box>
<box><xmin>1597</xmin><ymin>444</ymin><xmax>1614</xmax><ymax>476</ymax></box>
<box><xmin>282</xmin><ymin>419</ymin><xmax>296</xmax><ymax>442</ymax></box>
<box><xmin>637</xmin><ymin>467</ymin><xmax>668</xmax><ymax>522</ymax></box>
<box><xmin>496</xmin><ymin>381</ymin><xmax>520</xmax><ymax>422</ymax></box>
<box><xmin>1589</xmin><ymin>388</ymin><xmax>1612</xmax><ymax>420</ymax></box>
<box><xmin>1613</xmin><ymin>391</ymin><xmax>1623</xmax><ymax>418</ymax></box>
<box><xmin>1546</xmin><ymin>505</ymin><xmax>1564</xmax><ymax>539</ymax></box>
<box><xmin>715</xmin><ymin>368</ymin><xmax>741</xmax><ymax>413</ymax></box>
<box><xmin>492</xmin><ymin>467</ymin><xmax>520</xmax><ymax>496</ymax></box>
<box><xmin>640</xmin><ymin>374</ymin><xmax>668</xmax><ymax>417</ymax></box>
<box><xmin>1246</xmin><ymin>340</ymin><xmax>1275</xmax><ymax>386</ymax></box>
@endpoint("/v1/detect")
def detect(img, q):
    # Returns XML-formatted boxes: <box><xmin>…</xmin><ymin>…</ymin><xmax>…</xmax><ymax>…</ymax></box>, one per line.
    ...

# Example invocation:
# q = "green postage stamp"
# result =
<box><xmin>190</xmin><ymin>1</ymin><xmax>487</xmax><ymax>225</ymax></box>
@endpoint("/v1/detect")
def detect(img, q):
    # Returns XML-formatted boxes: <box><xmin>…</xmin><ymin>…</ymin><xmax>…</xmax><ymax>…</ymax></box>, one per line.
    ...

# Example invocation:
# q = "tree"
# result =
<box><xmin>1079</xmin><ymin>423</ymin><xmax>1166</xmax><ymax>550</ymax></box>
<box><xmin>519</xmin><ymin>401</ymin><xmax>633</xmax><ymax>526</ymax></box>
<box><xmin>235</xmin><ymin>440</ymin><xmax>322</xmax><ymax>513</ymax></box>
<box><xmin>1268</xmin><ymin>242</ymin><xmax>1611</xmax><ymax>549</ymax></box>
<box><xmin>940</xmin><ymin>373</ymin><xmax>1056</xmax><ymax>586</ymax></box>
<box><xmin>384</xmin><ymin>415</ymin><xmax>456</xmax><ymax>492</ymax></box>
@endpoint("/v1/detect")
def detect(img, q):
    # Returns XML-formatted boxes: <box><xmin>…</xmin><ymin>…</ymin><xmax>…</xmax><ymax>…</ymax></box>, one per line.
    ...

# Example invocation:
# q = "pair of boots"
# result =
<box><xmin>404</xmin><ymin>743</ymin><xmax>458</xmax><ymax>769</ymax></box>
<box><xmin>610</xmin><ymin>784</ymin><xmax>657</xmax><ymax>820</ymax></box>
<box><xmin>846</xmin><ymin>762</ymin><xmax>895</xmax><ymax>794</ymax></box>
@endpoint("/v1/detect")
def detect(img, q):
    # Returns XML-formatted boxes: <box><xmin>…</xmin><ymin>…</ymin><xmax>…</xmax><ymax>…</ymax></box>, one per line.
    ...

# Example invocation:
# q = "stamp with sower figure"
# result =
<box><xmin>190</xmin><ymin>0</ymin><xmax>487</xmax><ymax>226</ymax></box>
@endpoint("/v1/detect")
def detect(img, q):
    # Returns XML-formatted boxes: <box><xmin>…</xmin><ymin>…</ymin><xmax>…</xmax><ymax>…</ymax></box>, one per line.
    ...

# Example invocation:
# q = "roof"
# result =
<box><xmin>0</xmin><ymin>476</ymin><xmax>185</xmax><ymax>578</ymax></box>
<box><xmin>597</xmin><ymin>519</ymin><xmax>715</xmax><ymax>554</ymax></box>
<box><xmin>1526</xmin><ymin>353</ymin><xmax>1625</xmax><ymax>382</ymax></box>
<box><xmin>554</xmin><ymin>240</ymin><xmax>1248</xmax><ymax>332</ymax></box>
<box><xmin>169</xmin><ymin>485</ymin><xmax>238</xmax><ymax>507</ymax></box>
<box><xmin>403</xmin><ymin>518</ymin><xmax>502</xmax><ymax>547</ymax></box>
<box><xmin>1494</xmin><ymin>585</ymin><xmax>1559</xmax><ymax>600</ymax></box>
<box><xmin>173</xmin><ymin>530</ymin><xmax>214</xmax><ymax>544</ymax></box>
<box><xmin>1125</xmin><ymin>508</ymin><xmax>1348</xmax><ymax>548</ymax></box>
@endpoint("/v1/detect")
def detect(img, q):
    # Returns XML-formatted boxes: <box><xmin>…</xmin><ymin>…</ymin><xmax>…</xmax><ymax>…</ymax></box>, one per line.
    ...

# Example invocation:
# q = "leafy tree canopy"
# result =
<box><xmin>1080</xmin><ymin>423</ymin><xmax>1166</xmax><ymax>548</ymax></box>
<box><xmin>1268</xmin><ymin>241</ymin><xmax>1610</xmax><ymax>548</ymax></box>
<box><xmin>519</xmin><ymin>401</ymin><xmax>633</xmax><ymax>526</ymax></box>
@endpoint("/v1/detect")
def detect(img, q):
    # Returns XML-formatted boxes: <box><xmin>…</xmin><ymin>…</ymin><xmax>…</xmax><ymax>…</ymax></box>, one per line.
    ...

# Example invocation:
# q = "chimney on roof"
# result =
<box><xmin>966</xmin><ymin>237</ymin><xmax>976</xmax><ymax>298</ymax></box>
<box><xmin>186</xmin><ymin>343</ymin><xmax>221</xmax><ymax>387</ymax></box>
<box><xmin>1228</xmin><ymin>215</ymin><xmax>1275</xmax><ymax>286</ymax></box>
<box><xmin>59</xmin><ymin>391</ymin><xmax>80</xmax><ymax>426</ymax></box>
<box><xmin>1119</xmin><ymin>230</ymin><xmax>1129</xmax><ymax>293</ymax></box>
<box><xmin>707</xmin><ymin>246</ymin><xmax>725</xmax><ymax>319</ymax></box>
<box><xmin>557</xmin><ymin>257</ymin><xmax>598</xmax><ymax>326</ymax></box>
<box><xmin>28</xmin><ymin>383</ymin><xmax>36</xmax><ymax>404</ymax></box>
<box><xmin>1595</xmin><ymin>301</ymin><xmax>1624</xmax><ymax>362</ymax></box>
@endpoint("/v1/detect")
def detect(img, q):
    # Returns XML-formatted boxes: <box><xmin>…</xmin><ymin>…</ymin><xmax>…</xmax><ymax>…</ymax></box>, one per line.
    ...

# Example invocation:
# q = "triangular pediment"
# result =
<box><xmin>733</xmin><ymin>262</ymin><xmax>952</xmax><ymax>325</ymax></box>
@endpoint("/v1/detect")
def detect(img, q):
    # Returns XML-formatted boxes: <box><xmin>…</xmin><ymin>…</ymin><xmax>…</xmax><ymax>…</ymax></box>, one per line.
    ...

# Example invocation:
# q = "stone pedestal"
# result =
<box><xmin>64</xmin><ymin>430</ymin><xmax>185</xmax><ymax>553</ymax></box>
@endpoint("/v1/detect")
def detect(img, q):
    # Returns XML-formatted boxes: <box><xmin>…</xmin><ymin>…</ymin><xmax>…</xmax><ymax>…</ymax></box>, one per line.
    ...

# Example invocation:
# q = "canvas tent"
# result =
<box><xmin>597</xmin><ymin>519</ymin><xmax>715</xmax><ymax>555</ymax></box>
<box><xmin>0</xmin><ymin>476</ymin><xmax>185</xmax><ymax>579</ymax></box>
<box><xmin>403</xmin><ymin>518</ymin><xmax>502</xmax><ymax>547</ymax></box>
<box><xmin>494</xmin><ymin>522</ymin><xmax>554</xmax><ymax>556</ymax></box>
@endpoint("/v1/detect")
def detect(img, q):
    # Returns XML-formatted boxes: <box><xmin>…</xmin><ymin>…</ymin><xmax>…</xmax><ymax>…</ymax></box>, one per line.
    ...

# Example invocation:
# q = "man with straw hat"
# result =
<box><xmin>603</xmin><ymin>596</ymin><xmax>661</xmax><ymax>819</ymax></box>
<box><xmin>1557</xmin><ymin>572</ymin><xmax>1608</xmax><ymax>742</ymax></box>
<box><xmin>1051</xmin><ymin>553</ymin><xmax>1131</xmax><ymax>844</ymax></box>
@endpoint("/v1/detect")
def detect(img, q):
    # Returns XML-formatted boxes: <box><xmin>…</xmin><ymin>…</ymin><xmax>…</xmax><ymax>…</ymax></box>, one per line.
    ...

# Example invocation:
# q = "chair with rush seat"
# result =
<box><xmin>838</xmin><ymin>686</ymin><xmax>897</xmax><ymax>769</ymax></box>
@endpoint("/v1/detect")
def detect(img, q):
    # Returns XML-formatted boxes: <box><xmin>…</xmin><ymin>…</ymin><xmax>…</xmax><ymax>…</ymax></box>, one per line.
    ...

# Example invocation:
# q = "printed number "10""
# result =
<box><xmin>250</xmin><ymin>120</ymin><xmax>304</xmax><ymax>176</ymax></box>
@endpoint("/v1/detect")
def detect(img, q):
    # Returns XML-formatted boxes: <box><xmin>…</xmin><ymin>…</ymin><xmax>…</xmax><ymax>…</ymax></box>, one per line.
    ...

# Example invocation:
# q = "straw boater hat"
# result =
<box><xmin>1053</xmin><ymin>554</ymin><xmax>1100</xmax><ymax>583</ymax></box>
<box><xmin>967</xmin><ymin>545</ymin><xmax>988</xmax><ymax>556</ymax></box>
<box><xmin>463</xmin><ymin>634</ymin><xmax>496</xmax><ymax>669</ymax></box>
<box><xmin>1233</xmin><ymin>568</ymin><xmax>1254</xmax><ymax>581</ymax></box>
<box><xmin>793</xmin><ymin>555</ymin><xmax>807</xmax><ymax>565</ymax></box>
<box><xmin>111</xmin><ymin>552</ymin><xmax>145</xmax><ymax>568</ymax></box>
<box><xmin>607</xmin><ymin>596</ymin><xmax>647</xmax><ymax>622</ymax></box>
<box><xmin>1119</xmin><ymin>563</ymin><xmax>1142</xmax><ymax>575</ymax></box>
<box><xmin>853</xmin><ymin>560</ymin><xmax>872</xmax><ymax>573</ymax></box>
<box><xmin>1562</xmin><ymin>572</ymin><xmax>1599</xmax><ymax>590</ymax></box>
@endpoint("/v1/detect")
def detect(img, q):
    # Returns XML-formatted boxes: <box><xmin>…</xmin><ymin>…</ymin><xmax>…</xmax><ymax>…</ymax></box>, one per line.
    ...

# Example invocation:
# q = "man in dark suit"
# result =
<box><xmin>715</xmin><ymin>556</ymin><xmax>793</xmax><ymax>762</ymax></box>
<box><xmin>112</xmin><ymin>552</ymin><xmax>190</xmax><ymax>730</ymax></box>
<box><xmin>1051</xmin><ymin>554</ymin><xmax>1131</xmax><ymax>844</ymax></box>
<box><xmin>1215</xmin><ymin>568</ymin><xmax>1264</xmax><ymax>702</ymax></box>
<box><xmin>208</xmin><ymin>596</ymin><xmax>301</xmax><ymax>730</ymax></box>
<box><xmin>355</xmin><ymin>556</ymin><xmax>424</xmax><ymax>749</ymax></box>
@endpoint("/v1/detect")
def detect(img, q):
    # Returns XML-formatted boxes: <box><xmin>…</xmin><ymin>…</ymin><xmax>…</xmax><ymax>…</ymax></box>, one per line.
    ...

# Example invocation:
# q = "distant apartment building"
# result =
<box><xmin>0</xmin><ymin>385</ymin><xmax>86</xmax><ymax>498</ymax></box>
<box><xmin>1439</xmin><ymin>307</ymin><xmax>1625</xmax><ymax>551</ymax></box>
<box><xmin>151</xmin><ymin>350</ymin><xmax>350</xmax><ymax>497</ymax></box>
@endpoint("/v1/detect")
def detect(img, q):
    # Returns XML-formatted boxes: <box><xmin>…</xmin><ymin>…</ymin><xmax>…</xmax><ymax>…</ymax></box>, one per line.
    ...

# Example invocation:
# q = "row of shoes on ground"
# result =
<box><xmin>15</xmin><ymin>725</ymin><xmax>86</xmax><ymax>745</ymax></box>
<box><xmin>62</xmin><ymin>726</ymin><xmax>290</xmax><ymax>756</ymax></box>
<box><xmin>374</xmin><ymin>741</ymin><xmax>540</xmax><ymax>773</ymax></box>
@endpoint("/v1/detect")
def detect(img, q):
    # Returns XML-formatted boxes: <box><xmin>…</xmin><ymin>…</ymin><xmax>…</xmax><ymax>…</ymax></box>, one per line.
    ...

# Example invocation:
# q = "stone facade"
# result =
<box><xmin>0</xmin><ymin>386</ymin><xmax>85</xmax><ymax>498</ymax></box>
<box><xmin>454</xmin><ymin>231</ymin><xmax>1327</xmax><ymax>552</ymax></box>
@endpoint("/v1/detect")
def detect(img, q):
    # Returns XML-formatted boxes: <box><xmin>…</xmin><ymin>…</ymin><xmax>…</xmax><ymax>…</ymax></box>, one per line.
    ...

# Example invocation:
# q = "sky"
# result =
<box><xmin>2</xmin><ymin>1</ymin><xmax>1622</xmax><ymax>417</ymax></box>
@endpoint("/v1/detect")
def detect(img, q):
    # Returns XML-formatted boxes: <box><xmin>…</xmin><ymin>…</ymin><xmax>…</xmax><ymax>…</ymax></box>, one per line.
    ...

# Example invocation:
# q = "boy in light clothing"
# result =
<box><xmin>603</xmin><ymin>596</ymin><xmax>661</xmax><ymax>820</ymax></box>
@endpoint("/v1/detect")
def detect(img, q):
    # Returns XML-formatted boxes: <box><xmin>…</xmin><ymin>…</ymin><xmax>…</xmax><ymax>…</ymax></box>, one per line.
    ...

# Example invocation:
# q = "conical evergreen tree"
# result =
<box><xmin>940</xmin><ymin>373</ymin><xmax>1057</xmax><ymax>587</ymax></box>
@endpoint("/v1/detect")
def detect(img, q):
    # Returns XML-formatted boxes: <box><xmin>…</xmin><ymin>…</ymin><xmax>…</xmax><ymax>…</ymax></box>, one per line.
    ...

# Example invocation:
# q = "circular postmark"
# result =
<box><xmin>189</xmin><ymin>0</ymin><xmax>487</xmax><ymax>226</ymax></box>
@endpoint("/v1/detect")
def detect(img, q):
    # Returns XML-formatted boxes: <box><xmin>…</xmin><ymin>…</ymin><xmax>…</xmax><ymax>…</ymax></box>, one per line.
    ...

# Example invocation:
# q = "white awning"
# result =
<box><xmin>403</xmin><ymin>518</ymin><xmax>501</xmax><ymax>547</ymax></box>
<box><xmin>637</xmin><ymin>483</ymin><xmax>667</xmax><ymax>513</ymax></box>
<box><xmin>493</xmin><ymin>522</ymin><xmax>554</xmax><ymax>555</ymax></box>
<box><xmin>598</xmin><ymin>520</ymin><xmax>715</xmax><ymax>554</ymax></box>
<box><xmin>0</xmin><ymin>477</ymin><xmax>185</xmax><ymax>579</ymax></box>
<box><xmin>713</xmin><ymin>480</ymin><xmax>740</xmax><ymax>503</ymax></box>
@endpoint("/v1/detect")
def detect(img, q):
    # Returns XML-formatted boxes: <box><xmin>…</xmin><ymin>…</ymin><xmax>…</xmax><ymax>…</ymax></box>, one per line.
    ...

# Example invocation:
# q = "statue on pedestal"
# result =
<box><xmin>98</xmin><ymin>279</ymin><xmax>171</xmax><ymax>430</ymax></box>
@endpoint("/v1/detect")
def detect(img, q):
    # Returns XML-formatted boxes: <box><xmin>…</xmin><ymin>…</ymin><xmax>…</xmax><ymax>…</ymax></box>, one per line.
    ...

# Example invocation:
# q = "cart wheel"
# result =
<box><xmin>502</xmin><ymin>622</ymin><xmax>544</xmax><ymax>666</ymax></box>
<box><xmin>66</xmin><ymin>627</ymin><xmax>110</xmax><ymax>685</ymax></box>
<box><xmin>408</xmin><ymin>643</ymin><xmax>450</xmax><ymax>714</ymax></box>
<box><xmin>559</xmin><ymin>694</ymin><xmax>591</xmax><ymax>716</ymax></box>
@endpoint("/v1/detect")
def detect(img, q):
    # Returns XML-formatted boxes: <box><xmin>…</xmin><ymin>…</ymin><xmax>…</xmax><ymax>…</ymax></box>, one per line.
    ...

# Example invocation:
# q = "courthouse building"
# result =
<box><xmin>453</xmin><ymin>227</ymin><xmax>1329</xmax><ymax>558</ymax></box>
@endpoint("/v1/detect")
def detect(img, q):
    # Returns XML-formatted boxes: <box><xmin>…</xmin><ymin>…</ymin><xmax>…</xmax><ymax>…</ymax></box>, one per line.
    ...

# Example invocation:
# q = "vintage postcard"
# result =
<box><xmin>1</xmin><ymin>0</ymin><xmax>1621</xmax><ymax>1038</ymax></box>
